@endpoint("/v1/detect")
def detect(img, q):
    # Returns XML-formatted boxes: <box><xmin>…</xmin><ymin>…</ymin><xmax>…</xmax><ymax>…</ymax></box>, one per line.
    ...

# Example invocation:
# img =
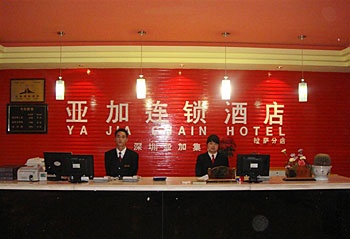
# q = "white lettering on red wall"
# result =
<box><xmin>65</xmin><ymin>100</ymin><xmax>287</xmax><ymax>149</ymax></box>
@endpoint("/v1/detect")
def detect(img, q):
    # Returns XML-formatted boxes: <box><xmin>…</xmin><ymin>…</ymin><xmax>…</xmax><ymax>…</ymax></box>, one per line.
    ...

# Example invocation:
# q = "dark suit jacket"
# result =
<box><xmin>104</xmin><ymin>148</ymin><xmax>139</xmax><ymax>177</ymax></box>
<box><xmin>195</xmin><ymin>152</ymin><xmax>229</xmax><ymax>176</ymax></box>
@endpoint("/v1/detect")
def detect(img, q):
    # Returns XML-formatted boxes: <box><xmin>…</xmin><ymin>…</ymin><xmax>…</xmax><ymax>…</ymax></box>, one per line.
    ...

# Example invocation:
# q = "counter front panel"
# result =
<box><xmin>1</xmin><ymin>176</ymin><xmax>350</xmax><ymax>238</ymax></box>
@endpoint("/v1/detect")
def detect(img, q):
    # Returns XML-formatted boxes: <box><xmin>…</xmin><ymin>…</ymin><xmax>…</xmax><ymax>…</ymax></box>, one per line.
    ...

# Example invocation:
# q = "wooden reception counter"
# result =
<box><xmin>1</xmin><ymin>175</ymin><xmax>350</xmax><ymax>239</ymax></box>
<box><xmin>1</xmin><ymin>175</ymin><xmax>350</xmax><ymax>191</ymax></box>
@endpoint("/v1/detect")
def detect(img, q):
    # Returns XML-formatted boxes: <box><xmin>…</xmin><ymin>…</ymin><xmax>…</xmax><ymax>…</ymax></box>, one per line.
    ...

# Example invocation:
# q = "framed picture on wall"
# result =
<box><xmin>10</xmin><ymin>78</ymin><xmax>45</xmax><ymax>102</ymax></box>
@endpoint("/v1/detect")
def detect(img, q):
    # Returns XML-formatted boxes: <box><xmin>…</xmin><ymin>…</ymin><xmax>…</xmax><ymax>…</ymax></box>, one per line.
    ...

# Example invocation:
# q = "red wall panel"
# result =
<box><xmin>0</xmin><ymin>69</ymin><xmax>349</xmax><ymax>177</ymax></box>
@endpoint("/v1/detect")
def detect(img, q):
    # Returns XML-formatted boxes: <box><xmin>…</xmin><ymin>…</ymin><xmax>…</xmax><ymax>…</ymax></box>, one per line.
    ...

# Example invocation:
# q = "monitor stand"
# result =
<box><xmin>244</xmin><ymin>174</ymin><xmax>262</xmax><ymax>183</ymax></box>
<box><xmin>47</xmin><ymin>174</ymin><xmax>68</xmax><ymax>181</ymax></box>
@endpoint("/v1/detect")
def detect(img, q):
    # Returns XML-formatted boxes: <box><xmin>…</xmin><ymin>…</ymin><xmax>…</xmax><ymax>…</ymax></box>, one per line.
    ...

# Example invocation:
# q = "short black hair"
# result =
<box><xmin>206</xmin><ymin>134</ymin><xmax>220</xmax><ymax>144</ymax></box>
<box><xmin>115</xmin><ymin>128</ymin><xmax>129</xmax><ymax>137</ymax></box>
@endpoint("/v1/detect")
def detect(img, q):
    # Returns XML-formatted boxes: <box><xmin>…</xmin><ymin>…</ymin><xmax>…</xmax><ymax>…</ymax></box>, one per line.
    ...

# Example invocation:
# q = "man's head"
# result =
<box><xmin>206</xmin><ymin>134</ymin><xmax>220</xmax><ymax>154</ymax></box>
<box><xmin>114</xmin><ymin>128</ymin><xmax>129</xmax><ymax>150</ymax></box>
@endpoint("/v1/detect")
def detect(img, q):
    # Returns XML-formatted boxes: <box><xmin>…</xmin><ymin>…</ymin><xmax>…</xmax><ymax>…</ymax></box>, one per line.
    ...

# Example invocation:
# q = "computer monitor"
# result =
<box><xmin>236</xmin><ymin>154</ymin><xmax>270</xmax><ymax>183</ymax></box>
<box><xmin>67</xmin><ymin>154</ymin><xmax>94</xmax><ymax>182</ymax></box>
<box><xmin>44</xmin><ymin>152</ymin><xmax>72</xmax><ymax>181</ymax></box>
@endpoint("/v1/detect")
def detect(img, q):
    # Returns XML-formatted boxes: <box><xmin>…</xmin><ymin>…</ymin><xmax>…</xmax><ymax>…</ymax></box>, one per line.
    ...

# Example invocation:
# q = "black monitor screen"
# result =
<box><xmin>44</xmin><ymin>152</ymin><xmax>72</xmax><ymax>180</ymax></box>
<box><xmin>236</xmin><ymin>154</ymin><xmax>270</xmax><ymax>183</ymax></box>
<box><xmin>68</xmin><ymin>154</ymin><xmax>94</xmax><ymax>181</ymax></box>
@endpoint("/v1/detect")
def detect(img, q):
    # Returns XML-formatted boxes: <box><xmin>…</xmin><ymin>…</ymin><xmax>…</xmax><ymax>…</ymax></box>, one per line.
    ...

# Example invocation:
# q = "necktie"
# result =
<box><xmin>118</xmin><ymin>152</ymin><xmax>122</xmax><ymax>162</ymax></box>
<box><xmin>211</xmin><ymin>154</ymin><xmax>215</xmax><ymax>164</ymax></box>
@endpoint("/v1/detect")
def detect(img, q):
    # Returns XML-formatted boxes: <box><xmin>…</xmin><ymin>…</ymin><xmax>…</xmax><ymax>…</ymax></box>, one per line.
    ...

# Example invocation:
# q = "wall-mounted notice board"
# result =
<box><xmin>7</xmin><ymin>104</ymin><xmax>48</xmax><ymax>134</ymax></box>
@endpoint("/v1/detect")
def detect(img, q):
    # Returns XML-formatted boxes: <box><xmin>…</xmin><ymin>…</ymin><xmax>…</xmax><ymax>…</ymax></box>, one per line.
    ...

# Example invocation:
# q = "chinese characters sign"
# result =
<box><xmin>65</xmin><ymin>99</ymin><xmax>286</xmax><ymax>151</ymax></box>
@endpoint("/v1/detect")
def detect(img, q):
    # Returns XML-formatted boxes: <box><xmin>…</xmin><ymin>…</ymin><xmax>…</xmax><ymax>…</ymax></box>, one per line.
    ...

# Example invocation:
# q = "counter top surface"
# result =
<box><xmin>1</xmin><ymin>175</ymin><xmax>350</xmax><ymax>191</ymax></box>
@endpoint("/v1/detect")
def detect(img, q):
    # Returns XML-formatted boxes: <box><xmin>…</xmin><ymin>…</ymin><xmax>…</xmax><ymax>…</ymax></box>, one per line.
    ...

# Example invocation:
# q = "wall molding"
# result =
<box><xmin>0</xmin><ymin>45</ymin><xmax>349</xmax><ymax>72</ymax></box>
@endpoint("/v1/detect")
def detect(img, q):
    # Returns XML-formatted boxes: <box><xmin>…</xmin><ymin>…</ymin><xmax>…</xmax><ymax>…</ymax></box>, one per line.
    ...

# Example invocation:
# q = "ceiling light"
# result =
<box><xmin>56</xmin><ymin>31</ymin><xmax>65</xmax><ymax>100</ymax></box>
<box><xmin>298</xmin><ymin>35</ymin><xmax>307</xmax><ymax>102</ymax></box>
<box><xmin>221</xmin><ymin>32</ymin><xmax>231</xmax><ymax>100</ymax></box>
<box><xmin>136</xmin><ymin>30</ymin><xmax>146</xmax><ymax>99</ymax></box>
<box><xmin>178</xmin><ymin>64</ymin><xmax>184</xmax><ymax>76</ymax></box>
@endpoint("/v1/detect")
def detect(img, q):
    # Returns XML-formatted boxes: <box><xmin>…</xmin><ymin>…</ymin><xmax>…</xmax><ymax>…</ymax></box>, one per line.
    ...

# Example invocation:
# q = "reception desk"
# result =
<box><xmin>1</xmin><ymin>175</ymin><xmax>350</xmax><ymax>238</ymax></box>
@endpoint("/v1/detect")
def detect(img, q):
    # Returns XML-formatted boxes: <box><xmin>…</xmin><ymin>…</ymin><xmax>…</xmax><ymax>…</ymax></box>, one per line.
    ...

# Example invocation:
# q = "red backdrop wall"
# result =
<box><xmin>0</xmin><ymin>68</ymin><xmax>349</xmax><ymax>177</ymax></box>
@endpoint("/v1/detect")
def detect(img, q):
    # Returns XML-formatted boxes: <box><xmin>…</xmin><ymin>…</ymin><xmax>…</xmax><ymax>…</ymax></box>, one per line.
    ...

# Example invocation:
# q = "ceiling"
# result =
<box><xmin>0</xmin><ymin>0</ymin><xmax>349</xmax><ymax>71</ymax></box>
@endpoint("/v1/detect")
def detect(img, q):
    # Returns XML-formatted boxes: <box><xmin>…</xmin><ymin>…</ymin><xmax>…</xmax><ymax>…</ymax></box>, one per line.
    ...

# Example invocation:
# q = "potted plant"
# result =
<box><xmin>282</xmin><ymin>148</ymin><xmax>311</xmax><ymax>178</ymax></box>
<box><xmin>312</xmin><ymin>154</ymin><xmax>332</xmax><ymax>180</ymax></box>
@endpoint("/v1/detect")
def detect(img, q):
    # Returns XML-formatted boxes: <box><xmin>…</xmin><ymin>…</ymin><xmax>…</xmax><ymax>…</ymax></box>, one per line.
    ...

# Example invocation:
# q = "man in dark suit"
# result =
<box><xmin>105</xmin><ymin>128</ymin><xmax>139</xmax><ymax>178</ymax></box>
<box><xmin>195</xmin><ymin>134</ymin><xmax>229</xmax><ymax>176</ymax></box>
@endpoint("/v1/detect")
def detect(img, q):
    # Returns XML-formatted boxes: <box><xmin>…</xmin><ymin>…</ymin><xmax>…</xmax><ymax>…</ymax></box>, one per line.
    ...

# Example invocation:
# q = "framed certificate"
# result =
<box><xmin>10</xmin><ymin>78</ymin><xmax>45</xmax><ymax>102</ymax></box>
